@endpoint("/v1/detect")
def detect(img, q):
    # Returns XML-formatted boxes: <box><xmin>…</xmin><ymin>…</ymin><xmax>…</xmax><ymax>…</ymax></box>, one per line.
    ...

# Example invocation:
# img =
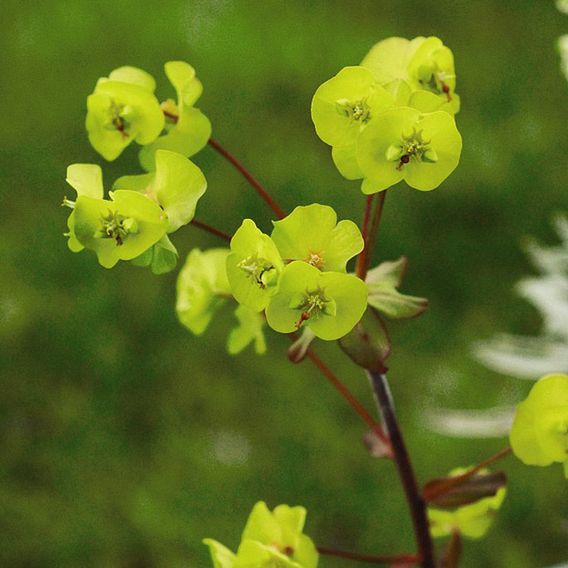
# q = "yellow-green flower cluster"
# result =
<box><xmin>311</xmin><ymin>36</ymin><xmax>462</xmax><ymax>194</ymax></box>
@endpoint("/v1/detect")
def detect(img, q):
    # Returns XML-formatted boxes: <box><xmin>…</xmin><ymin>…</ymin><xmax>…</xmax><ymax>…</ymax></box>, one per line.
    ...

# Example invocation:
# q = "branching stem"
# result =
<box><xmin>208</xmin><ymin>138</ymin><xmax>286</xmax><ymax>219</ymax></box>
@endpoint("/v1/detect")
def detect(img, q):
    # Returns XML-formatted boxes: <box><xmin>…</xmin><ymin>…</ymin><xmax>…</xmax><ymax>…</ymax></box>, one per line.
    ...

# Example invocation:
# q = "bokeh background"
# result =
<box><xmin>2</xmin><ymin>1</ymin><xmax>568</xmax><ymax>566</ymax></box>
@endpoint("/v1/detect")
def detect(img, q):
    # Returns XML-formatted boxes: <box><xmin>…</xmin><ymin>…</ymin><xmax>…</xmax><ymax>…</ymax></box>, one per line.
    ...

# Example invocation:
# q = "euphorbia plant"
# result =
<box><xmin>59</xmin><ymin>37</ymin><xmax>560</xmax><ymax>568</ymax></box>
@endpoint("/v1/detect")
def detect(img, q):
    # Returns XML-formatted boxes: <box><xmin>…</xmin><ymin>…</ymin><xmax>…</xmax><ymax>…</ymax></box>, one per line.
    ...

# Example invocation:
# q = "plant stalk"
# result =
<box><xmin>368</xmin><ymin>371</ymin><xmax>436</xmax><ymax>568</ymax></box>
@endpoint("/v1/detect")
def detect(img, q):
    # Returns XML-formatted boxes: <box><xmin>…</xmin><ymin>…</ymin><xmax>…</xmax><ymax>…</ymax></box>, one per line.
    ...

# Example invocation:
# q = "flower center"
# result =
<box><xmin>107</xmin><ymin>100</ymin><xmax>130</xmax><ymax>139</ymax></box>
<box><xmin>306</xmin><ymin>251</ymin><xmax>325</xmax><ymax>269</ymax></box>
<box><xmin>386</xmin><ymin>128</ymin><xmax>438</xmax><ymax>171</ymax></box>
<box><xmin>335</xmin><ymin>98</ymin><xmax>371</xmax><ymax>123</ymax></box>
<box><xmin>238</xmin><ymin>256</ymin><xmax>277</xmax><ymax>289</ymax></box>
<box><xmin>96</xmin><ymin>210</ymin><xmax>138</xmax><ymax>246</ymax></box>
<box><xmin>294</xmin><ymin>288</ymin><xmax>335</xmax><ymax>329</ymax></box>
<box><xmin>418</xmin><ymin>65</ymin><xmax>454</xmax><ymax>102</ymax></box>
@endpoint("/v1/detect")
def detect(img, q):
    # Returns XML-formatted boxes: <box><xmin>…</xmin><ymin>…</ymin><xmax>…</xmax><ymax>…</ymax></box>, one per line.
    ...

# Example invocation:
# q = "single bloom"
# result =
<box><xmin>204</xmin><ymin>501</ymin><xmax>318</xmax><ymax>568</ymax></box>
<box><xmin>428</xmin><ymin>468</ymin><xmax>507</xmax><ymax>540</ymax></box>
<box><xmin>63</xmin><ymin>164</ymin><xmax>168</xmax><ymax>268</ymax></box>
<box><xmin>86</xmin><ymin>66</ymin><xmax>165</xmax><ymax>161</ymax></box>
<box><xmin>356</xmin><ymin>106</ymin><xmax>462</xmax><ymax>193</ymax></box>
<box><xmin>265</xmin><ymin>261</ymin><xmax>367</xmax><ymax>341</ymax></box>
<box><xmin>271</xmin><ymin>204</ymin><xmax>364</xmax><ymax>272</ymax></box>
<box><xmin>176</xmin><ymin>248</ymin><xmax>231</xmax><ymax>335</ymax></box>
<box><xmin>227</xmin><ymin>219</ymin><xmax>284</xmax><ymax>312</ymax></box>
<box><xmin>509</xmin><ymin>373</ymin><xmax>568</xmax><ymax>478</ymax></box>
<box><xmin>311</xmin><ymin>66</ymin><xmax>394</xmax><ymax>148</ymax></box>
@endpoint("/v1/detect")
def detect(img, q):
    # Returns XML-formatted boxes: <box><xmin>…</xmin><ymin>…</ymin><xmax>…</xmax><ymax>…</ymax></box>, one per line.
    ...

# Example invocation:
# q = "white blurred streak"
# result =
<box><xmin>209</xmin><ymin>430</ymin><xmax>250</xmax><ymax>466</ymax></box>
<box><xmin>559</xmin><ymin>35</ymin><xmax>568</xmax><ymax>82</ymax></box>
<box><xmin>473</xmin><ymin>335</ymin><xmax>568</xmax><ymax>379</ymax></box>
<box><xmin>426</xmin><ymin>406</ymin><xmax>514</xmax><ymax>439</ymax></box>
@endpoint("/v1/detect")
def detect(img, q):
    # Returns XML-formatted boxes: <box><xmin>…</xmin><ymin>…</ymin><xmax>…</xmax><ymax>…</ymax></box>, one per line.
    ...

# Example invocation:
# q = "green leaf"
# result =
<box><xmin>367</xmin><ymin>282</ymin><xmax>428</xmax><ymax>319</ymax></box>
<box><xmin>176</xmin><ymin>248</ymin><xmax>231</xmax><ymax>335</ymax></box>
<box><xmin>366</xmin><ymin>256</ymin><xmax>408</xmax><ymax>287</ymax></box>
<box><xmin>271</xmin><ymin>204</ymin><xmax>364</xmax><ymax>272</ymax></box>
<box><xmin>139</xmin><ymin>61</ymin><xmax>211</xmax><ymax>170</ymax></box>
<box><xmin>338</xmin><ymin>307</ymin><xmax>391</xmax><ymax>372</ymax></box>
<box><xmin>510</xmin><ymin>374</ymin><xmax>568</xmax><ymax>471</ymax></box>
<box><xmin>265</xmin><ymin>261</ymin><xmax>367</xmax><ymax>341</ymax></box>
<box><xmin>311</xmin><ymin>66</ymin><xmax>394</xmax><ymax>147</ymax></box>
<box><xmin>86</xmin><ymin>76</ymin><xmax>164</xmax><ymax>161</ymax></box>
<box><xmin>227</xmin><ymin>305</ymin><xmax>267</xmax><ymax>355</ymax></box>
<box><xmin>142</xmin><ymin>234</ymin><xmax>179</xmax><ymax>274</ymax></box>
<box><xmin>227</xmin><ymin>219</ymin><xmax>283</xmax><ymax>312</ymax></box>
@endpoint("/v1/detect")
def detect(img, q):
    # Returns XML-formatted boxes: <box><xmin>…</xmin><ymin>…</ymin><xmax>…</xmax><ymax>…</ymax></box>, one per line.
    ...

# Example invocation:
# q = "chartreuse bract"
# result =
<box><xmin>86</xmin><ymin>66</ymin><xmax>165</xmax><ymax>161</ymax></box>
<box><xmin>428</xmin><ymin>468</ymin><xmax>507</xmax><ymax>540</ymax></box>
<box><xmin>361</xmin><ymin>36</ymin><xmax>460</xmax><ymax>114</ymax></box>
<box><xmin>204</xmin><ymin>501</ymin><xmax>318</xmax><ymax>568</ymax></box>
<box><xmin>357</xmin><ymin>107</ymin><xmax>462</xmax><ymax>193</ymax></box>
<box><xmin>63</xmin><ymin>164</ymin><xmax>168</xmax><ymax>268</ymax></box>
<box><xmin>139</xmin><ymin>61</ymin><xmax>211</xmax><ymax>171</ymax></box>
<box><xmin>271</xmin><ymin>204</ymin><xmax>364</xmax><ymax>271</ymax></box>
<box><xmin>265</xmin><ymin>261</ymin><xmax>367</xmax><ymax>341</ymax></box>
<box><xmin>226</xmin><ymin>219</ymin><xmax>284</xmax><ymax>312</ymax></box>
<box><xmin>509</xmin><ymin>373</ymin><xmax>568</xmax><ymax>479</ymax></box>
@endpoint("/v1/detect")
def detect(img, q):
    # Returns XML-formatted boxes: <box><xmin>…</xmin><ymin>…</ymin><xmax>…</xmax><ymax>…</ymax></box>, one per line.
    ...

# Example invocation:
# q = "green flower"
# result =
<box><xmin>407</xmin><ymin>36</ymin><xmax>460</xmax><ymax>114</ymax></box>
<box><xmin>176</xmin><ymin>248</ymin><xmax>231</xmax><ymax>335</ymax></box>
<box><xmin>227</xmin><ymin>220</ymin><xmax>284</xmax><ymax>312</ymax></box>
<box><xmin>204</xmin><ymin>501</ymin><xmax>318</xmax><ymax>568</ymax></box>
<box><xmin>271</xmin><ymin>204</ymin><xmax>363</xmax><ymax>272</ymax></box>
<box><xmin>510</xmin><ymin>373</ymin><xmax>568</xmax><ymax>478</ymax></box>
<box><xmin>86</xmin><ymin>66</ymin><xmax>164</xmax><ymax>161</ymax></box>
<box><xmin>361</xmin><ymin>36</ymin><xmax>460</xmax><ymax>114</ymax></box>
<box><xmin>311</xmin><ymin>66</ymin><xmax>394</xmax><ymax>148</ymax></box>
<box><xmin>139</xmin><ymin>61</ymin><xmax>212</xmax><ymax>171</ymax></box>
<box><xmin>63</xmin><ymin>164</ymin><xmax>168</xmax><ymax>268</ymax></box>
<box><xmin>265</xmin><ymin>261</ymin><xmax>367</xmax><ymax>341</ymax></box>
<box><xmin>357</xmin><ymin>107</ymin><xmax>462</xmax><ymax>193</ymax></box>
<box><xmin>428</xmin><ymin>468</ymin><xmax>507</xmax><ymax>540</ymax></box>
<box><xmin>114</xmin><ymin>149</ymin><xmax>207</xmax><ymax>233</ymax></box>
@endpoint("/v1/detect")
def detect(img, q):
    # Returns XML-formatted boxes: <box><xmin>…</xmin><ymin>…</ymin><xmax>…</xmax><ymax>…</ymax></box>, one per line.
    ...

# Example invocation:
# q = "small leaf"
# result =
<box><xmin>338</xmin><ymin>307</ymin><xmax>391</xmax><ymax>372</ymax></box>
<box><xmin>423</xmin><ymin>471</ymin><xmax>507</xmax><ymax>509</ymax></box>
<box><xmin>367</xmin><ymin>281</ymin><xmax>428</xmax><ymax>319</ymax></box>
<box><xmin>366</xmin><ymin>256</ymin><xmax>408</xmax><ymax>287</ymax></box>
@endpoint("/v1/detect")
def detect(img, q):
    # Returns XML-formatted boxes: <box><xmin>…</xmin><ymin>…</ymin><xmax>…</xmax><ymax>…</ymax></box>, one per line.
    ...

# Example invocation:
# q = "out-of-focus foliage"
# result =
<box><xmin>2</xmin><ymin>1</ymin><xmax>568</xmax><ymax>567</ymax></box>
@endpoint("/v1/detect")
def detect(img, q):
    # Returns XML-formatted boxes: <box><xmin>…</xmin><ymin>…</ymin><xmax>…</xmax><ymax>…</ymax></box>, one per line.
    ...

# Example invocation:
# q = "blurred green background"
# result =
<box><xmin>2</xmin><ymin>1</ymin><xmax>568</xmax><ymax>566</ymax></box>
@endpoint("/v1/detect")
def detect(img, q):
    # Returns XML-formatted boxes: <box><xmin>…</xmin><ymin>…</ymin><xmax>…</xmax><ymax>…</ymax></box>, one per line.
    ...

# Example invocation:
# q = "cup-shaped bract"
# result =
<box><xmin>510</xmin><ymin>373</ymin><xmax>568</xmax><ymax>478</ymax></box>
<box><xmin>204</xmin><ymin>501</ymin><xmax>318</xmax><ymax>568</ymax></box>
<box><xmin>64</xmin><ymin>164</ymin><xmax>168</xmax><ymax>268</ymax></box>
<box><xmin>227</xmin><ymin>220</ymin><xmax>284</xmax><ymax>312</ymax></box>
<box><xmin>86</xmin><ymin>67</ymin><xmax>165</xmax><ymax>161</ymax></box>
<box><xmin>114</xmin><ymin>149</ymin><xmax>207</xmax><ymax>233</ymax></box>
<box><xmin>357</xmin><ymin>107</ymin><xmax>462</xmax><ymax>193</ymax></box>
<box><xmin>271</xmin><ymin>204</ymin><xmax>363</xmax><ymax>272</ymax></box>
<box><xmin>139</xmin><ymin>61</ymin><xmax>212</xmax><ymax>171</ymax></box>
<box><xmin>176</xmin><ymin>248</ymin><xmax>231</xmax><ymax>335</ymax></box>
<box><xmin>407</xmin><ymin>36</ymin><xmax>460</xmax><ymax>114</ymax></box>
<box><xmin>428</xmin><ymin>468</ymin><xmax>507</xmax><ymax>540</ymax></box>
<box><xmin>266</xmin><ymin>261</ymin><xmax>367</xmax><ymax>341</ymax></box>
<box><xmin>311</xmin><ymin>66</ymin><xmax>394</xmax><ymax>148</ymax></box>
